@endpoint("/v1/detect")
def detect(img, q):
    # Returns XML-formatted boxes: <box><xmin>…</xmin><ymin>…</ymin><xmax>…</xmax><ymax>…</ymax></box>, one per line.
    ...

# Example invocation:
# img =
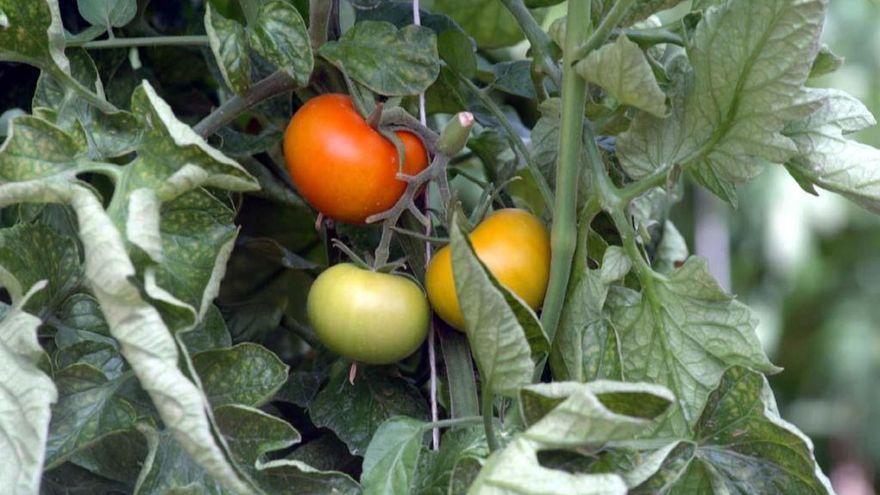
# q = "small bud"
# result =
<box><xmin>437</xmin><ymin>112</ymin><xmax>474</xmax><ymax>157</ymax></box>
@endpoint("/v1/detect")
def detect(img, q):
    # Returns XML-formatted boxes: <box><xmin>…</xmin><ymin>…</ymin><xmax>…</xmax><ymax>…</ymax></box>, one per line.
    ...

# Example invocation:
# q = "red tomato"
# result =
<box><xmin>283</xmin><ymin>94</ymin><xmax>429</xmax><ymax>224</ymax></box>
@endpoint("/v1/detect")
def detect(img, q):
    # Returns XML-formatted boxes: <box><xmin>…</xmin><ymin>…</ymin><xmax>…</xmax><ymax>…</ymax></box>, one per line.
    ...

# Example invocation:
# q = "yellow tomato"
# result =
<box><xmin>425</xmin><ymin>209</ymin><xmax>551</xmax><ymax>330</ymax></box>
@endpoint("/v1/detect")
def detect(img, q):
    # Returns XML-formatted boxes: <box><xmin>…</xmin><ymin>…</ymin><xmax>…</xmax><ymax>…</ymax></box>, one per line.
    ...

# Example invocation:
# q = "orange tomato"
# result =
<box><xmin>425</xmin><ymin>209</ymin><xmax>551</xmax><ymax>331</ymax></box>
<box><xmin>283</xmin><ymin>94</ymin><xmax>429</xmax><ymax>224</ymax></box>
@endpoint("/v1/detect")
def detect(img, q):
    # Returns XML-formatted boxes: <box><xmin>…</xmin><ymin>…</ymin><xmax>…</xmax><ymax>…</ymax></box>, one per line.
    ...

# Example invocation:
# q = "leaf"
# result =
<box><xmin>491</xmin><ymin>60</ymin><xmax>536</xmax><ymax>100</ymax></box>
<box><xmin>620</xmin><ymin>0</ymin><xmax>684</xmax><ymax>26</ymax></box>
<box><xmin>550</xmin><ymin>247</ymin><xmax>628</xmax><ymax>383</ymax></box>
<box><xmin>431</xmin><ymin>0</ymin><xmax>525</xmax><ymax>49</ymax></box>
<box><xmin>319</xmin><ymin>20</ymin><xmax>440</xmax><ymax>96</ymax></box>
<box><xmin>412</xmin><ymin>426</ymin><xmax>488</xmax><ymax>494</ymax></box>
<box><xmin>597</xmin><ymin>368</ymin><xmax>834</xmax><ymax>494</ymax></box>
<box><xmin>783</xmin><ymin>88</ymin><xmax>880</xmax><ymax>213</ymax></box>
<box><xmin>133</xmin><ymin>426</ymin><xmax>231</xmax><ymax>494</ymax></box>
<box><xmin>361</xmin><ymin>416</ymin><xmax>425</xmax><ymax>495</ymax></box>
<box><xmin>193</xmin><ymin>343</ymin><xmax>289</xmax><ymax>407</ymax></box>
<box><xmin>809</xmin><ymin>44</ymin><xmax>844</xmax><ymax>78</ymax></box>
<box><xmin>606</xmin><ymin>257</ymin><xmax>779</xmax><ymax>435</ymax></box>
<box><xmin>33</xmin><ymin>48</ymin><xmax>142</xmax><ymax>159</ymax></box>
<box><xmin>76</xmin><ymin>0</ymin><xmax>135</xmax><ymax>29</ymax></box>
<box><xmin>205</xmin><ymin>4</ymin><xmax>251</xmax><ymax>94</ymax></box>
<box><xmin>576</xmin><ymin>35</ymin><xmax>667</xmax><ymax>118</ymax></box>
<box><xmin>469</xmin><ymin>381</ymin><xmax>672</xmax><ymax>495</ymax></box>
<box><xmin>310</xmin><ymin>364</ymin><xmax>428</xmax><ymax>456</ymax></box>
<box><xmin>449</xmin><ymin>217</ymin><xmax>549</xmax><ymax>397</ymax></box>
<box><xmin>618</xmin><ymin>0</ymin><xmax>828</xmax><ymax>205</ymax></box>
<box><xmin>0</xmin><ymin>223</ymin><xmax>82</xmax><ymax>315</ymax></box>
<box><xmin>44</xmin><ymin>364</ymin><xmax>138</xmax><ymax>468</ymax></box>
<box><xmin>246</xmin><ymin>0</ymin><xmax>313</xmax><ymax>86</ymax></box>
<box><xmin>68</xmin><ymin>429</ymin><xmax>147</xmax><ymax>485</ymax></box>
<box><xmin>0</xmin><ymin>282</ymin><xmax>58</xmax><ymax>493</ymax></box>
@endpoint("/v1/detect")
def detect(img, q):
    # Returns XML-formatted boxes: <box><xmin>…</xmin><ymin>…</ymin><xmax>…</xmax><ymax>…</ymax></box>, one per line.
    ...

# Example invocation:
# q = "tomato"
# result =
<box><xmin>425</xmin><ymin>209</ymin><xmax>551</xmax><ymax>331</ymax></box>
<box><xmin>308</xmin><ymin>263</ymin><xmax>430</xmax><ymax>364</ymax></box>
<box><xmin>283</xmin><ymin>94</ymin><xmax>429</xmax><ymax>224</ymax></box>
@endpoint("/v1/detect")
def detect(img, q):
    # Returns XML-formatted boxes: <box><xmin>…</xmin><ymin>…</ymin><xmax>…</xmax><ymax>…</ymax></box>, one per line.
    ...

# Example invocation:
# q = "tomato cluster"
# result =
<box><xmin>284</xmin><ymin>96</ymin><xmax>551</xmax><ymax>364</ymax></box>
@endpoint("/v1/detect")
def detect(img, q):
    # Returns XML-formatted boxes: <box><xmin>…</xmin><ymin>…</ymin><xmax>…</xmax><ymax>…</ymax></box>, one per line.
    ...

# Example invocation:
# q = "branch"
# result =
<box><xmin>69</xmin><ymin>35</ymin><xmax>209</xmax><ymax>49</ymax></box>
<box><xmin>194</xmin><ymin>70</ymin><xmax>298</xmax><ymax>138</ymax></box>
<box><xmin>539</xmin><ymin>0</ymin><xmax>592</xmax><ymax>343</ymax></box>
<box><xmin>572</xmin><ymin>0</ymin><xmax>638</xmax><ymax>61</ymax></box>
<box><xmin>499</xmin><ymin>0</ymin><xmax>562</xmax><ymax>88</ymax></box>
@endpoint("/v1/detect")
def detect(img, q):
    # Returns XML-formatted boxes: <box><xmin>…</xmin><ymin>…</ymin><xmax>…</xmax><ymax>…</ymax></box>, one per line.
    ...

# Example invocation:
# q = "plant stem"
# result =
<box><xmin>194</xmin><ymin>70</ymin><xmax>298</xmax><ymax>138</ymax></box>
<box><xmin>422</xmin><ymin>416</ymin><xmax>483</xmax><ymax>430</ymax></box>
<box><xmin>572</xmin><ymin>0</ymin><xmax>637</xmax><ymax>61</ymax></box>
<box><xmin>284</xmin><ymin>320</ymin><xmax>322</xmax><ymax>348</ymax></box>
<box><xmin>618</xmin><ymin>27</ymin><xmax>685</xmax><ymax>47</ymax></box>
<box><xmin>310</xmin><ymin>0</ymin><xmax>333</xmax><ymax>49</ymax></box>
<box><xmin>499</xmin><ymin>0</ymin><xmax>562</xmax><ymax>88</ymax></box>
<box><xmin>619</xmin><ymin>166</ymin><xmax>669</xmax><ymax>202</ymax></box>
<box><xmin>453</xmin><ymin>70</ymin><xmax>554</xmax><ymax>213</ymax></box>
<box><xmin>540</xmin><ymin>0</ymin><xmax>592</xmax><ymax>342</ymax></box>
<box><xmin>69</xmin><ymin>35</ymin><xmax>209</xmax><ymax>49</ymax></box>
<box><xmin>482</xmin><ymin>385</ymin><xmax>500</xmax><ymax>452</ymax></box>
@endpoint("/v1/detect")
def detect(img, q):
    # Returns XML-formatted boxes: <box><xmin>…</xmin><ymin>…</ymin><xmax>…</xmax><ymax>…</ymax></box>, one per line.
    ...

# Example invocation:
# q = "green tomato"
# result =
<box><xmin>307</xmin><ymin>263</ymin><xmax>430</xmax><ymax>364</ymax></box>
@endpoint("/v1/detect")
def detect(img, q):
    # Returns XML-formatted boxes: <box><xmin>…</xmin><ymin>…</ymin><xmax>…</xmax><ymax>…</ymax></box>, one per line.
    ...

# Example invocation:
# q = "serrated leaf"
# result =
<box><xmin>44</xmin><ymin>364</ymin><xmax>138</xmax><ymax>469</ymax></box>
<box><xmin>76</xmin><ymin>0</ymin><xmax>136</xmax><ymax>29</ymax></box>
<box><xmin>469</xmin><ymin>380</ymin><xmax>671</xmax><ymax>495</ymax></box>
<box><xmin>618</xmin><ymin>0</ymin><xmax>827</xmax><ymax>204</ymax></box>
<box><xmin>33</xmin><ymin>48</ymin><xmax>142</xmax><ymax>159</ymax></box>
<box><xmin>206</xmin><ymin>4</ymin><xmax>251</xmax><ymax>94</ymax></box>
<box><xmin>246</xmin><ymin>0</ymin><xmax>312</xmax><ymax>86</ymax></box>
<box><xmin>319</xmin><ymin>20</ymin><xmax>439</xmax><ymax>96</ymax></box>
<box><xmin>310</xmin><ymin>364</ymin><xmax>428</xmax><ymax>456</ymax></box>
<box><xmin>606</xmin><ymin>257</ymin><xmax>779</xmax><ymax>435</ymax></box>
<box><xmin>449</xmin><ymin>217</ymin><xmax>549</xmax><ymax>397</ymax></box>
<box><xmin>783</xmin><ymin>88</ymin><xmax>880</xmax><ymax>213</ymax></box>
<box><xmin>431</xmin><ymin>0</ymin><xmax>525</xmax><ymax>49</ymax></box>
<box><xmin>576</xmin><ymin>35</ymin><xmax>667</xmax><ymax>118</ymax></box>
<box><xmin>0</xmin><ymin>282</ymin><xmax>58</xmax><ymax>494</ymax></box>
<box><xmin>598</xmin><ymin>368</ymin><xmax>833</xmax><ymax>494</ymax></box>
<box><xmin>193</xmin><ymin>343</ymin><xmax>289</xmax><ymax>407</ymax></box>
<box><xmin>361</xmin><ymin>416</ymin><xmax>425</xmax><ymax>495</ymax></box>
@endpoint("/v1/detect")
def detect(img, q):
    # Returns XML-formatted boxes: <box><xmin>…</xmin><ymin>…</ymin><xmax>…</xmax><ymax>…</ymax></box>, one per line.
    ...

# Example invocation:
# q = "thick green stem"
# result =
<box><xmin>70</xmin><ymin>35</ymin><xmax>209</xmax><ymax>49</ymax></box>
<box><xmin>499</xmin><ymin>0</ymin><xmax>562</xmax><ymax>88</ymax></box>
<box><xmin>194</xmin><ymin>70</ymin><xmax>298</xmax><ymax>138</ymax></box>
<box><xmin>540</xmin><ymin>0</ymin><xmax>592</xmax><ymax>342</ymax></box>
<box><xmin>453</xmin><ymin>70</ymin><xmax>554</xmax><ymax>213</ymax></box>
<box><xmin>572</xmin><ymin>0</ymin><xmax>637</xmax><ymax>61</ymax></box>
<box><xmin>482</xmin><ymin>385</ymin><xmax>500</xmax><ymax>452</ymax></box>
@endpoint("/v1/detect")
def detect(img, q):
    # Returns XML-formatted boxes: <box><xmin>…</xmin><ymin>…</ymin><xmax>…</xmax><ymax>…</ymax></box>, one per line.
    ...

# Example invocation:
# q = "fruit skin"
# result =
<box><xmin>308</xmin><ymin>263</ymin><xmax>430</xmax><ymax>364</ymax></box>
<box><xmin>283</xmin><ymin>93</ymin><xmax>429</xmax><ymax>224</ymax></box>
<box><xmin>425</xmin><ymin>209</ymin><xmax>551</xmax><ymax>331</ymax></box>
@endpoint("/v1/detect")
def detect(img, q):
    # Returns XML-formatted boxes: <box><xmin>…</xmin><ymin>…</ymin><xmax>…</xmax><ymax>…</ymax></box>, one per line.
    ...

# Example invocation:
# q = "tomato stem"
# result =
<box><xmin>482</xmin><ymin>385</ymin><xmax>500</xmax><ymax>452</ymax></box>
<box><xmin>571</xmin><ymin>0</ymin><xmax>639</xmax><ymax>62</ymax></box>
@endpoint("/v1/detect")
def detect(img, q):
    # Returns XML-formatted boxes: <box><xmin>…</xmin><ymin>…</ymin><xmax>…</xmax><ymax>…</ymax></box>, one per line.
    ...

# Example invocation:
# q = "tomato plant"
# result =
<box><xmin>0</xmin><ymin>0</ymin><xmax>873</xmax><ymax>493</ymax></box>
<box><xmin>284</xmin><ymin>93</ymin><xmax>429</xmax><ymax>224</ymax></box>
<box><xmin>426</xmin><ymin>208</ymin><xmax>550</xmax><ymax>330</ymax></box>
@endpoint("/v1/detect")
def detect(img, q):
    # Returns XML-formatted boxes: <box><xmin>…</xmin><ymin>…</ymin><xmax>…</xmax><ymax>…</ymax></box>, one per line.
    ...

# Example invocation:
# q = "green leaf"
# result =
<box><xmin>431</xmin><ymin>0</ymin><xmax>526</xmax><ymax>49</ymax></box>
<box><xmin>0</xmin><ymin>282</ymin><xmax>57</xmax><ymax>493</ymax></box>
<box><xmin>69</xmin><ymin>430</ymin><xmax>148</xmax><ymax>487</ymax></box>
<box><xmin>618</xmin><ymin>0</ymin><xmax>827</xmax><ymax>205</ymax></box>
<box><xmin>783</xmin><ymin>88</ymin><xmax>880</xmax><ymax>213</ymax></box>
<box><xmin>319</xmin><ymin>20</ymin><xmax>440</xmax><ymax>96</ymax></box>
<box><xmin>76</xmin><ymin>0</ymin><xmax>135</xmax><ymax>29</ymax></box>
<box><xmin>597</xmin><ymin>368</ymin><xmax>834</xmax><ymax>493</ymax></box>
<box><xmin>132</xmin><ymin>426</ymin><xmax>231</xmax><ymax>494</ymax></box>
<box><xmin>413</xmin><ymin>426</ymin><xmax>488</xmax><ymax>494</ymax></box>
<box><xmin>33</xmin><ymin>48</ymin><xmax>142</xmax><ymax>159</ymax></box>
<box><xmin>179</xmin><ymin>305</ymin><xmax>233</xmax><ymax>354</ymax></box>
<box><xmin>0</xmin><ymin>223</ymin><xmax>82</xmax><ymax>315</ymax></box>
<box><xmin>606</xmin><ymin>257</ymin><xmax>779</xmax><ymax>435</ymax></box>
<box><xmin>44</xmin><ymin>364</ymin><xmax>138</xmax><ymax>468</ymax></box>
<box><xmin>246</xmin><ymin>0</ymin><xmax>313</xmax><ymax>86</ymax></box>
<box><xmin>550</xmin><ymin>247</ymin><xmax>628</xmax><ymax>383</ymax></box>
<box><xmin>576</xmin><ymin>35</ymin><xmax>667</xmax><ymax>118</ymax></box>
<box><xmin>491</xmin><ymin>60</ymin><xmax>536</xmax><ymax>100</ymax></box>
<box><xmin>361</xmin><ymin>416</ymin><xmax>426</xmax><ymax>495</ymax></box>
<box><xmin>809</xmin><ymin>44</ymin><xmax>844</xmax><ymax>79</ymax></box>
<box><xmin>310</xmin><ymin>364</ymin><xmax>428</xmax><ymax>456</ymax></box>
<box><xmin>55</xmin><ymin>340</ymin><xmax>124</xmax><ymax>378</ymax></box>
<box><xmin>205</xmin><ymin>4</ymin><xmax>251</xmax><ymax>94</ymax></box>
<box><xmin>620</xmin><ymin>0</ymin><xmax>684</xmax><ymax>26</ymax></box>
<box><xmin>469</xmin><ymin>381</ymin><xmax>671</xmax><ymax>495</ymax></box>
<box><xmin>193</xmin><ymin>343</ymin><xmax>289</xmax><ymax>407</ymax></box>
<box><xmin>438</xmin><ymin>29</ymin><xmax>477</xmax><ymax>80</ymax></box>
<box><xmin>449</xmin><ymin>216</ymin><xmax>549</xmax><ymax>397</ymax></box>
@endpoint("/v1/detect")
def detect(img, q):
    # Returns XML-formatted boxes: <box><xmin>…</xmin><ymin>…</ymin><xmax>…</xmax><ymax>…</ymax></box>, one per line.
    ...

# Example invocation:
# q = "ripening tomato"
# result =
<box><xmin>308</xmin><ymin>263</ymin><xmax>430</xmax><ymax>364</ymax></box>
<box><xmin>425</xmin><ymin>209</ymin><xmax>551</xmax><ymax>331</ymax></box>
<box><xmin>283</xmin><ymin>94</ymin><xmax>429</xmax><ymax>224</ymax></box>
